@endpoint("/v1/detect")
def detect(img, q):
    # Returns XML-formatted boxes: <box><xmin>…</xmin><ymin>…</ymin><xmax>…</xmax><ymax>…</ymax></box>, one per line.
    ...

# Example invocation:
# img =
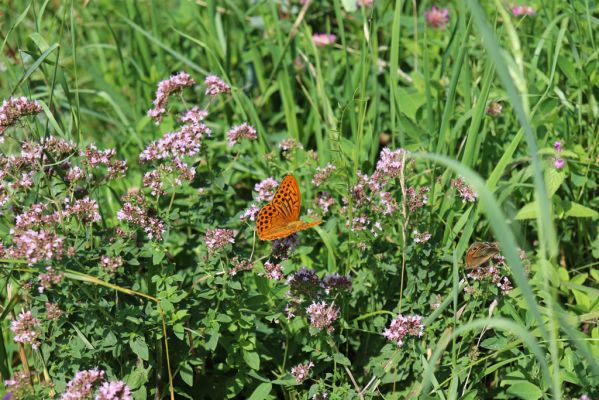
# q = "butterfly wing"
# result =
<box><xmin>465</xmin><ymin>241</ymin><xmax>500</xmax><ymax>269</ymax></box>
<box><xmin>256</xmin><ymin>203</ymin><xmax>287</xmax><ymax>240</ymax></box>
<box><xmin>256</xmin><ymin>175</ymin><xmax>320</xmax><ymax>241</ymax></box>
<box><xmin>271</xmin><ymin>175</ymin><xmax>301</xmax><ymax>222</ymax></box>
<box><xmin>259</xmin><ymin>220</ymin><xmax>322</xmax><ymax>241</ymax></box>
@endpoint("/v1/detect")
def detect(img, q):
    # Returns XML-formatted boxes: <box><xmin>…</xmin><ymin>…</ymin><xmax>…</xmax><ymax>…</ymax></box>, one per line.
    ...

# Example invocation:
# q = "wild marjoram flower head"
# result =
<box><xmin>10</xmin><ymin>310</ymin><xmax>41</xmax><ymax>349</ymax></box>
<box><xmin>312</xmin><ymin>163</ymin><xmax>336</xmax><ymax>187</ymax></box>
<box><xmin>204</xmin><ymin>228</ymin><xmax>236</xmax><ymax>254</ymax></box>
<box><xmin>116</xmin><ymin>193</ymin><xmax>165</xmax><ymax>240</ymax></box>
<box><xmin>38</xmin><ymin>266</ymin><xmax>64</xmax><ymax>293</ymax></box>
<box><xmin>147</xmin><ymin>71</ymin><xmax>196</xmax><ymax>124</ymax></box>
<box><xmin>61</xmin><ymin>369</ymin><xmax>105</xmax><ymax>400</ymax></box>
<box><xmin>95</xmin><ymin>380</ymin><xmax>133</xmax><ymax>400</ymax></box>
<box><xmin>204</xmin><ymin>74</ymin><xmax>231</xmax><ymax>98</ymax></box>
<box><xmin>306</xmin><ymin>301</ymin><xmax>339</xmax><ymax>332</ymax></box>
<box><xmin>291</xmin><ymin>362</ymin><xmax>314</xmax><ymax>383</ymax></box>
<box><xmin>383</xmin><ymin>314</ymin><xmax>424</xmax><ymax>347</ymax></box>
<box><xmin>451</xmin><ymin>177</ymin><xmax>477</xmax><ymax>203</ymax></box>
<box><xmin>254</xmin><ymin>177</ymin><xmax>278</xmax><ymax>202</ymax></box>
<box><xmin>227</xmin><ymin>123</ymin><xmax>257</xmax><ymax>147</ymax></box>
<box><xmin>425</xmin><ymin>5</ymin><xmax>449</xmax><ymax>29</ymax></box>
<box><xmin>4</xmin><ymin>370</ymin><xmax>33</xmax><ymax>398</ymax></box>
<box><xmin>0</xmin><ymin>96</ymin><xmax>43</xmax><ymax>139</ymax></box>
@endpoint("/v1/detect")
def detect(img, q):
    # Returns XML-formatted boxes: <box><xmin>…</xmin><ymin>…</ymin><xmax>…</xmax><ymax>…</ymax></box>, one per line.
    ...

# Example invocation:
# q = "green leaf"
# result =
<box><xmin>244</xmin><ymin>351</ymin><xmax>260</xmax><ymax>370</ymax></box>
<box><xmin>564</xmin><ymin>202</ymin><xmax>598</xmax><ymax>218</ymax></box>
<box><xmin>130</xmin><ymin>337</ymin><xmax>149</xmax><ymax>361</ymax></box>
<box><xmin>514</xmin><ymin>201</ymin><xmax>538</xmax><ymax>220</ymax></box>
<box><xmin>544</xmin><ymin>168</ymin><xmax>564</xmax><ymax>197</ymax></box>
<box><xmin>506</xmin><ymin>381</ymin><xmax>543</xmax><ymax>400</ymax></box>
<box><xmin>248</xmin><ymin>382</ymin><xmax>272</xmax><ymax>400</ymax></box>
<box><xmin>341</xmin><ymin>0</ymin><xmax>358</xmax><ymax>12</ymax></box>
<box><xmin>333</xmin><ymin>353</ymin><xmax>351</xmax><ymax>366</ymax></box>
<box><xmin>179</xmin><ymin>362</ymin><xmax>194</xmax><ymax>387</ymax></box>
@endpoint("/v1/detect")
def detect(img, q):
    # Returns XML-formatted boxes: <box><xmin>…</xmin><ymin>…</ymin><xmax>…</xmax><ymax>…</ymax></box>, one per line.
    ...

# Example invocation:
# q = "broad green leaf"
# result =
<box><xmin>248</xmin><ymin>382</ymin><xmax>272</xmax><ymax>400</ymax></box>
<box><xmin>514</xmin><ymin>201</ymin><xmax>538</xmax><ymax>220</ymax></box>
<box><xmin>244</xmin><ymin>351</ymin><xmax>260</xmax><ymax>370</ymax></box>
<box><xmin>130</xmin><ymin>337</ymin><xmax>149</xmax><ymax>361</ymax></box>
<box><xmin>506</xmin><ymin>381</ymin><xmax>543</xmax><ymax>400</ymax></box>
<box><xmin>333</xmin><ymin>353</ymin><xmax>351</xmax><ymax>366</ymax></box>
<box><xmin>545</xmin><ymin>168</ymin><xmax>564</xmax><ymax>197</ymax></box>
<box><xmin>564</xmin><ymin>202</ymin><xmax>598</xmax><ymax>218</ymax></box>
<box><xmin>179</xmin><ymin>362</ymin><xmax>194</xmax><ymax>387</ymax></box>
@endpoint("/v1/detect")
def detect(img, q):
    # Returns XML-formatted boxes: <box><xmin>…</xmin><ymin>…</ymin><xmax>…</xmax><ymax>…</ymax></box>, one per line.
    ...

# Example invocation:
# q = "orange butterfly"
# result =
<box><xmin>256</xmin><ymin>175</ymin><xmax>321</xmax><ymax>241</ymax></box>
<box><xmin>465</xmin><ymin>241</ymin><xmax>500</xmax><ymax>269</ymax></box>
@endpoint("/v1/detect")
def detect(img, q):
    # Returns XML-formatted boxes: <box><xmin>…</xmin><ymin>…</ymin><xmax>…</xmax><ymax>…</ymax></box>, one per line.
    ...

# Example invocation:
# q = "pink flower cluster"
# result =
<box><xmin>13</xmin><ymin>197</ymin><xmax>100</xmax><ymax>232</ymax></box>
<box><xmin>312</xmin><ymin>33</ymin><xmax>336</xmax><ymax>47</ymax></box>
<box><xmin>10</xmin><ymin>310</ymin><xmax>41</xmax><ymax>349</ymax></box>
<box><xmin>240</xmin><ymin>204</ymin><xmax>260</xmax><ymax>222</ymax></box>
<box><xmin>451</xmin><ymin>177</ymin><xmax>477</xmax><ymax>203</ymax></box>
<box><xmin>61</xmin><ymin>368</ymin><xmax>105</xmax><ymax>400</ymax></box>
<box><xmin>38</xmin><ymin>266</ymin><xmax>65</xmax><ymax>293</ymax></box>
<box><xmin>95</xmin><ymin>380</ymin><xmax>133</xmax><ymax>400</ymax></box>
<box><xmin>279</xmin><ymin>138</ymin><xmax>303</xmax><ymax>152</ymax></box>
<box><xmin>407</xmin><ymin>186</ymin><xmax>429</xmax><ymax>212</ymax></box>
<box><xmin>315</xmin><ymin>192</ymin><xmax>335</xmax><ymax>215</ymax></box>
<box><xmin>511</xmin><ymin>4</ymin><xmax>535</xmax><ymax>16</ymax></box>
<box><xmin>100</xmin><ymin>256</ymin><xmax>123</xmax><ymax>274</ymax></box>
<box><xmin>383</xmin><ymin>314</ymin><xmax>424</xmax><ymax>347</ymax></box>
<box><xmin>6</xmin><ymin>229</ymin><xmax>64</xmax><ymax>265</ymax></box>
<box><xmin>65</xmin><ymin>197</ymin><xmax>101</xmax><ymax>223</ymax></box>
<box><xmin>290</xmin><ymin>361</ymin><xmax>314</xmax><ymax>383</ymax></box>
<box><xmin>205</xmin><ymin>228</ymin><xmax>235</xmax><ymax>254</ymax></box>
<box><xmin>312</xmin><ymin>163</ymin><xmax>336</xmax><ymax>187</ymax></box>
<box><xmin>553</xmin><ymin>140</ymin><xmax>565</xmax><ymax>169</ymax></box>
<box><xmin>413</xmin><ymin>229</ymin><xmax>432</xmax><ymax>244</ymax></box>
<box><xmin>4</xmin><ymin>370</ymin><xmax>32</xmax><ymax>398</ymax></box>
<box><xmin>229</xmin><ymin>257</ymin><xmax>253</xmax><ymax>275</ymax></box>
<box><xmin>264</xmin><ymin>261</ymin><xmax>284</xmax><ymax>280</ymax></box>
<box><xmin>46</xmin><ymin>302</ymin><xmax>63</xmax><ymax>320</ymax></box>
<box><xmin>306</xmin><ymin>301</ymin><xmax>339</xmax><ymax>332</ymax></box>
<box><xmin>142</xmin><ymin>161</ymin><xmax>196</xmax><ymax>197</ymax></box>
<box><xmin>425</xmin><ymin>6</ymin><xmax>449</xmax><ymax>29</ymax></box>
<box><xmin>61</xmin><ymin>369</ymin><xmax>132</xmax><ymax>400</ymax></box>
<box><xmin>227</xmin><ymin>123</ymin><xmax>257</xmax><ymax>147</ymax></box>
<box><xmin>140</xmin><ymin>123</ymin><xmax>211</xmax><ymax>162</ymax></box>
<box><xmin>79</xmin><ymin>145</ymin><xmax>127</xmax><ymax>180</ymax></box>
<box><xmin>370</xmin><ymin>147</ymin><xmax>406</xmax><ymax>190</ymax></box>
<box><xmin>148</xmin><ymin>71</ymin><xmax>196</xmax><ymax>124</ymax></box>
<box><xmin>0</xmin><ymin>96</ymin><xmax>43</xmax><ymax>137</ymax></box>
<box><xmin>204</xmin><ymin>74</ymin><xmax>231</xmax><ymax>98</ymax></box>
<box><xmin>116</xmin><ymin>194</ymin><xmax>165</xmax><ymax>240</ymax></box>
<box><xmin>254</xmin><ymin>177</ymin><xmax>278</xmax><ymax>202</ymax></box>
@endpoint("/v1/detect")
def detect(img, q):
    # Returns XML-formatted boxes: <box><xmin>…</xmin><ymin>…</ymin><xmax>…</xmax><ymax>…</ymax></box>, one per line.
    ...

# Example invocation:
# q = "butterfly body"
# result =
<box><xmin>256</xmin><ymin>175</ymin><xmax>321</xmax><ymax>241</ymax></box>
<box><xmin>465</xmin><ymin>241</ymin><xmax>500</xmax><ymax>269</ymax></box>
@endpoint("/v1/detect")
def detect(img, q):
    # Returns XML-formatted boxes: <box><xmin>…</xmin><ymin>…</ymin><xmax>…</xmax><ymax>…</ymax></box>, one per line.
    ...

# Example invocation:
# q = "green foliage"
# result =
<box><xmin>0</xmin><ymin>0</ymin><xmax>598</xmax><ymax>399</ymax></box>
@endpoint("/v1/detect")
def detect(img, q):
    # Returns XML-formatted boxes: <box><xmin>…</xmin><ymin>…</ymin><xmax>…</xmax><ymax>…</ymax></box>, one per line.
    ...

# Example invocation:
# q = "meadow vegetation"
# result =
<box><xmin>0</xmin><ymin>1</ymin><xmax>598</xmax><ymax>399</ymax></box>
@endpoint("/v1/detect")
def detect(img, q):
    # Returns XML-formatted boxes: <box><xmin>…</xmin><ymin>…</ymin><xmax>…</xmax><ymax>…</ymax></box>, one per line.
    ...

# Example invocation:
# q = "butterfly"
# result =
<box><xmin>465</xmin><ymin>241</ymin><xmax>500</xmax><ymax>269</ymax></box>
<box><xmin>256</xmin><ymin>175</ymin><xmax>321</xmax><ymax>241</ymax></box>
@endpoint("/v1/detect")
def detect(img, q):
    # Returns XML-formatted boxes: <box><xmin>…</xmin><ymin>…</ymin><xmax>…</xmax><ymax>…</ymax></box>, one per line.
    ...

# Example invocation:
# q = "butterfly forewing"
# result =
<box><xmin>271</xmin><ymin>175</ymin><xmax>301</xmax><ymax>222</ymax></box>
<box><xmin>256</xmin><ymin>175</ymin><xmax>320</xmax><ymax>241</ymax></box>
<box><xmin>465</xmin><ymin>241</ymin><xmax>500</xmax><ymax>269</ymax></box>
